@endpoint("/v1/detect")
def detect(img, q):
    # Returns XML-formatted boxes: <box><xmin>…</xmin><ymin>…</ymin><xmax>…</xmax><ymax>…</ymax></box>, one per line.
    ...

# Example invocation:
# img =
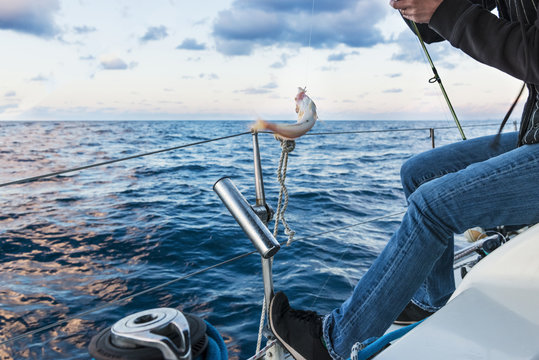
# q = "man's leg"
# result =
<box><xmin>323</xmin><ymin>140</ymin><xmax>539</xmax><ymax>359</ymax></box>
<box><xmin>400</xmin><ymin>132</ymin><xmax>518</xmax><ymax>311</ymax></box>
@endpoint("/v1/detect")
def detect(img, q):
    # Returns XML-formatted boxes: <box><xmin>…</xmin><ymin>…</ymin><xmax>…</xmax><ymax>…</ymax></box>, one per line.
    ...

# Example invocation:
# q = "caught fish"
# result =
<box><xmin>251</xmin><ymin>87</ymin><xmax>318</xmax><ymax>140</ymax></box>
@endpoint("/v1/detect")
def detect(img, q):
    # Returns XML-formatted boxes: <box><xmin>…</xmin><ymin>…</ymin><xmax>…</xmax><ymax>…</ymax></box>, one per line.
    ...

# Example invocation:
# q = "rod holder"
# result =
<box><xmin>214</xmin><ymin>177</ymin><xmax>280</xmax><ymax>259</ymax></box>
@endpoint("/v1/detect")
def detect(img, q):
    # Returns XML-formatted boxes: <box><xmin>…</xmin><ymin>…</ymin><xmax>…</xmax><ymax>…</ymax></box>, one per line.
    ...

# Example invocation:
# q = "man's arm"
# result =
<box><xmin>399</xmin><ymin>0</ymin><xmax>496</xmax><ymax>44</ymax></box>
<box><xmin>392</xmin><ymin>0</ymin><xmax>539</xmax><ymax>84</ymax></box>
<box><xmin>430</xmin><ymin>0</ymin><xmax>539</xmax><ymax>84</ymax></box>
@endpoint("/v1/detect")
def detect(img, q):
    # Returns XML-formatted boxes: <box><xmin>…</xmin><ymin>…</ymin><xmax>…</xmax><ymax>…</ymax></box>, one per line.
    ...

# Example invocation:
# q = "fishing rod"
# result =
<box><xmin>411</xmin><ymin>21</ymin><xmax>467</xmax><ymax>140</ymax></box>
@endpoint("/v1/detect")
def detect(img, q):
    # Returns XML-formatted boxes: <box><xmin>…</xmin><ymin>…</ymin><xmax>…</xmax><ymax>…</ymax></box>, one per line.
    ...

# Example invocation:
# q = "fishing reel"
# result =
<box><xmin>455</xmin><ymin>230</ymin><xmax>507</xmax><ymax>279</ymax></box>
<box><xmin>89</xmin><ymin>308</ymin><xmax>208</xmax><ymax>360</ymax></box>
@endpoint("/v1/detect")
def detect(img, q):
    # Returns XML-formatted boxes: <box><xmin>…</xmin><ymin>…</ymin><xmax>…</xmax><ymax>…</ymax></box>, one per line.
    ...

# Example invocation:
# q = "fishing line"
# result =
<box><xmin>304</xmin><ymin>0</ymin><xmax>316</xmax><ymax>87</ymax></box>
<box><xmin>309</xmin><ymin>211</ymin><xmax>406</xmax><ymax>308</ymax></box>
<box><xmin>411</xmin><ymin>21</ymin><xmax>467</xmax><ymax>140</ymax></box>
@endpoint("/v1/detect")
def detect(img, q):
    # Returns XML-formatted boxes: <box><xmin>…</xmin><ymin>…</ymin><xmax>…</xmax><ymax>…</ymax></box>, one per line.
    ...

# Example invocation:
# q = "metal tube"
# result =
<box><xmin>261</xmin><ymin>258</ymin><xmax>274</xmax><ymax>313</ymax></box>
<box><xmin>252</xmin><ymin>133</ymin><xmax>266</xmax><ymax>207</ymax></box>
<box><xmin>430</xmin><ymin>128</ymin><xmax>435</xmax><ymax>148</ymax></box>
<box><xmin>214</xmin><ymin>177</ymin><xmax>280</xmax><ymax>258</ymax></box>
<box><xmin>251</xmin><ymin>133</ymin><xmax>277</xmax><ymax>336</ymax></box>
<box><xmin>454</xmin><ymin>235</ymin><xmax>497</xmax><ymax>261</ymax></box>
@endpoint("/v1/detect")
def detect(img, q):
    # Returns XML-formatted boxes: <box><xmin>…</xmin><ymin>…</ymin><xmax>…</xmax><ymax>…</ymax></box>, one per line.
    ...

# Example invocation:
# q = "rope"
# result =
<box><xmin>350</xmin><ymin>342</ymin><xmax>364</xmax><ymax>360</ymax></box>
<box><xmin>248</xmin><ymin>339</ymin><xmax>278</xmax><ymax>360</ymax></box>
<box><xmin>255</xmin><ymin>299</ymin><xmax>266</xmax><ymax>353</ymax></box>
<box><xmin>274</xmin><ymin>139</ymin><xmax>296</xmax><ymax>246</ymax></box>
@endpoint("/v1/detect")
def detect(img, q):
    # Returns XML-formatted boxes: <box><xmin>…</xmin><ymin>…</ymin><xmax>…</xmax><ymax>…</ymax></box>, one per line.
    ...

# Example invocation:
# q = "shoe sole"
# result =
<box><xmin>268</xmin><ymin>299</ymin><xmax>308</xmax><ymax>360</ymax></box>
<box><xmin>393</xmin><ymin>320</ymin><xmax>418</xmax><ymax>326</ymax></box>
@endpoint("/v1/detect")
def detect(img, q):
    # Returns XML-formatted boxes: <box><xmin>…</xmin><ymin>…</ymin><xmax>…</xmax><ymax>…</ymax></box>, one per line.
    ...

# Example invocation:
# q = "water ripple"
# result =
<box><xmin>0</xmin><ymin>120</ymin><xmax>500</xmax><ymax>358</ymax></box>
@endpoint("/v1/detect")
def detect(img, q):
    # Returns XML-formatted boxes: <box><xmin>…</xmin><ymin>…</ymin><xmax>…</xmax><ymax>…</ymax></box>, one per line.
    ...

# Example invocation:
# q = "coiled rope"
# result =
<box><xmin>274</xmin><ymin>139</ymin><xmax>297</xmax><ymax>246</ymax></box>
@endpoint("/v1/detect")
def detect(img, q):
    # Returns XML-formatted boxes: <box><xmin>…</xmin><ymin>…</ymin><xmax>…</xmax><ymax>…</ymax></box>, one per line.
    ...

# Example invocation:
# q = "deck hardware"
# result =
<box><xmin>110</xmin><ymin>308</ymin><xmax>191</xmax><ymax>360</ymax></box>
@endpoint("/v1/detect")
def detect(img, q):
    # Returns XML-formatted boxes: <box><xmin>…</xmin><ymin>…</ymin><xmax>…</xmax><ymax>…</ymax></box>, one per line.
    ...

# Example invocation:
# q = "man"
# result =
<box><xmin>269</xmin><ymin>0</ymin><xmax>539</xmax><ymax>359</ymax></box>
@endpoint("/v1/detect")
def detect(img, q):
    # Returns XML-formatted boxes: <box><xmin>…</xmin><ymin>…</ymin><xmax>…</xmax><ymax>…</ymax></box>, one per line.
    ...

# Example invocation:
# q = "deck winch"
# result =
<box><xmin>88</xmin><ymin>308</ymin><xmax>208</xmax><ymax>360</ymax></box>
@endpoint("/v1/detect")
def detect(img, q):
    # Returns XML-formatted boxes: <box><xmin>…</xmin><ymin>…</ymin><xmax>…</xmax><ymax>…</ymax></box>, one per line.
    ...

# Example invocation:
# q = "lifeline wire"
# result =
<box><xmin>411</xmin><ymin>21</ymin><xmax>467</xmax><ymax>140</ymax></box>
<box><xmin>0</xmin><ymin>211</ymin><xmax>405</xmax><ymax>347</ymax></box>
<box><xmin>0</xmin><ymin>124</ymin><xmax>498</xmax><ymax>189</ymax></box>
<box><xmin>0</xmin><ymin>131</ymin><xmax>251</xmax><ymax>188</ymax></box>
<box><xmin>305</xmin><ymin>122</ymin><xmax>498</xmax><ymax>137</ymax></box>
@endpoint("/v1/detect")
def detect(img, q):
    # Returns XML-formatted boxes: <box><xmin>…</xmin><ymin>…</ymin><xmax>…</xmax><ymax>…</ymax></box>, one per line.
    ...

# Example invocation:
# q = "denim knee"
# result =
<box><xmin>400</xmin><ymin>154</ymin><xmax>425</xmax><ymax>200</ymax></box>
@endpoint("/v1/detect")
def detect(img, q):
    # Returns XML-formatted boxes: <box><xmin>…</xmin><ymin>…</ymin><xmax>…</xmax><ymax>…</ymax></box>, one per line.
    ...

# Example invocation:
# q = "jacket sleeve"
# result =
<box><xmin>429</xmin><ymin>0</ymin><xmax>539</xmax><ymax>84</ymax></box>
<box><xmin>402</xmin><ymin>0</ymin><xmax>496</xmax><ymax>44</ymax></box>
<box><xmin>403</xmin><ymin>18</ymin><xmax>444</xmax><ymax>43</ymax></box>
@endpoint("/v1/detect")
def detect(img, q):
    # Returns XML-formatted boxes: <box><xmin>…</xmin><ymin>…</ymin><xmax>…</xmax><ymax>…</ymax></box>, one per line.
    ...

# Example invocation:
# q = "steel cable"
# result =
<box><xmin>0</xmin><ymin>131</ymin><xmax>251</xmax><ymax>188</ymax></box>
<box><xmin>0</xmin><ymin>123</ymin><xmax>500</xmax><ymax>189</ymax></box>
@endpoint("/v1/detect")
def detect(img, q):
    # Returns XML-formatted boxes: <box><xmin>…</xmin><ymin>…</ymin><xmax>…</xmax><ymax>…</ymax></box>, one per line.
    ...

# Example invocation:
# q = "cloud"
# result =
<box><xmin>73</xmin><ymin>25</ymin><xmax>96</xmax><ymax>34</ymax></box>
<box><xmin>140</xmin><ymin>25</ymin><xmax>168</xmax><ymax>42</ymax></box>
<box><xmin>270</xmin><ymin>53</ymin><xmax>293</xmax><ymax>68</ymax></box>
<box><xmin>391</xmin><ymin>30</ymin><xmax>457</xmax><ymax>69</ymax></box>
<box><xmin>176</xmin><ymin>38</ymin><xmax>206</xmax><ymax>50</ymax></box>
<box><xmin>239</xmin><ymin>82</ymin><xmax>278</xmax><ymax>94</ymax></box>
<box><xmin>387</xmin><ymin>73</ymin><xmax>402</xmax><ymax>78</ymax></box>
<box><xmin>0</xmin><ymin>104</ymin><xmax>18</xmax><ymax>113</ymax></box>
<box><xmin>241</xmin><ymin>88</ymin><xmax>272</xmax><ymax>95</ymax></box>
<box><xmin>320</xmin><ymin>66</ymin><xmax>337</xmax><ymax>72</ymax></box>
<box><xmin>383</xmin><ymin>88</ymin><xmax>402</xmax><ymax>93</ymax></box>
<box><xmin>0</xmin><ymin>0</ymin><xmax>60</xmax><ymax>38</ymax></box>
<box><xmin>193</xmin><ymin>18</ymin><xmax>209</xmax><ymax>26</ymax></box>
<box><xmin>99</xmin><ymin>55</ymin><xmax>128</xmax><ymax>70</ymax></box>
<box><xmin>80</xmin><ymin>55</ymin><xmax>95</xmax><ymax>60</ymax></box>
<box><xmin>4</xmin><ymin>91</ymin><xmax>16</xmax><ymax>97</ymax></box>
<box><xmin>327</xmin><ymin>51</ymin><xmax>359</xmax><ymax>62</ymax></box>
<box><xmin>31</xmin><ymin>74</ymin><xmax>48</xmax><ymax>81</ymax></box>
<box><xmin>213</xmin><ymin>0</ymin><xmax>386</xmax><ymax>55</ymax></box>
<box><xmin>199</xmin><ymin>73</ymin><xmax>219</xmax><ymax>80</ymax></box>
<box><xmin>262</xmin><ymin>82</ymin><xmax>277</xmax><ymax>89</ymax></box>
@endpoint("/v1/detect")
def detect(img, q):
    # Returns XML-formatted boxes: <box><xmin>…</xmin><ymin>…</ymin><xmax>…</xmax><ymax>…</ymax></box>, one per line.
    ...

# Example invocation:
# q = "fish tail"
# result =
<box><xmin>250</xmin><ymin>118</ymin><xmax>269</xmax><ymax>132</ymax></box>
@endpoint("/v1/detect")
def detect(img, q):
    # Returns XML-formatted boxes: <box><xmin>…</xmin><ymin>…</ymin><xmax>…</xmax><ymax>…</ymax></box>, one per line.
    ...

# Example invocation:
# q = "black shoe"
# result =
<box><xmin>393</xmin><ymin>301</ymin><xmax>435</xmax><ymax>325</ymax></box>
<box><xmin>269</xmin><ymin>291</ymin><xmax>332</xmax><ymax>360</ymax></box>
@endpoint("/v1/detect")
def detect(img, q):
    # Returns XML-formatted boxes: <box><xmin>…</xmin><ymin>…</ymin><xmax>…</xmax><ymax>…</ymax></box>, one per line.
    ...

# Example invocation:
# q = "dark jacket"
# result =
<box><xmin>407</xmin><ymin>0</ymin><xmax>539</xmax><ymax>145</ymax></box>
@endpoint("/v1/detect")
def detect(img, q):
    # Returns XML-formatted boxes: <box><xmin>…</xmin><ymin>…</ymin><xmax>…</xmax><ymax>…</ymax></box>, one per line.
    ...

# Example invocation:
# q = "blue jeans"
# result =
<box><xmin>322</xmin><ymin>132</ymin><xmax>539</xmax><ymax>359</ymax></box>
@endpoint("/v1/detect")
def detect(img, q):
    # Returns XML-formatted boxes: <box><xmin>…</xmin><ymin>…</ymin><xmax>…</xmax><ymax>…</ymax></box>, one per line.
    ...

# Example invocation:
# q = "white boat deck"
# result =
<box><xmin>376</xmin><ymin>224</ymin><xmax>539</xmax><ymax>359</ymax></box>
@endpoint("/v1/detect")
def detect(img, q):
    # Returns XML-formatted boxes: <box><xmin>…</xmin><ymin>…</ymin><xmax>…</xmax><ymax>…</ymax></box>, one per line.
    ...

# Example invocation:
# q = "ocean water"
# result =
<box><xmin>0</xmin><ymin>120</ymin><xmax>503</xmax><ymax>359</ymax></box>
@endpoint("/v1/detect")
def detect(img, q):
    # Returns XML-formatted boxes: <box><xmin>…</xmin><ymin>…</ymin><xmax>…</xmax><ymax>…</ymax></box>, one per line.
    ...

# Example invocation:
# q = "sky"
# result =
<box><xmin>0</xmin><ymin>0</ymin><xmax>526</xmax><ymax>121</ymax></box>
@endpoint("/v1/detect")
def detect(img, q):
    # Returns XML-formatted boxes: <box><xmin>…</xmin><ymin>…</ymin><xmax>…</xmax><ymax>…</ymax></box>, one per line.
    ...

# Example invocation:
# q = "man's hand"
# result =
<box><xmin>389</xmin><ymin>0</ymin><xmax>443</xmax><ymax>24</ymax></box>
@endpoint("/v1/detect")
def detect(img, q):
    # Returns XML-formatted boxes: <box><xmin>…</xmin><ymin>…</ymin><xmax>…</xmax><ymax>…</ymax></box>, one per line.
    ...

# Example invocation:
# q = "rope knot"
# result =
<box><xmin>279</xmin><ymin>139</ymin><xmax>295</xmax><ymax>153</ymax></box>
